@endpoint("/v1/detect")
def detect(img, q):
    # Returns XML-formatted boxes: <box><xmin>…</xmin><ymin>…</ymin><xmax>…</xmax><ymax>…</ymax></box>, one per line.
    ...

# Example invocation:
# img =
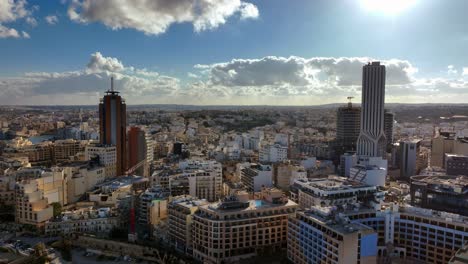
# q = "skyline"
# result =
<box><xmin>1</xmin><ymin>0</ymin><xmax>468</xmax><ymax>105</ymax></box>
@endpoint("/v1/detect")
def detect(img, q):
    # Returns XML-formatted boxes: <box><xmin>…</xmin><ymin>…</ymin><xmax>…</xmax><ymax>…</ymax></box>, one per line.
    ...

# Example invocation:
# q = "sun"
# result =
<box><xmin>360</xmin><ymin>0</ymin><xmax>418</xmax><ymax>16</ymax></box>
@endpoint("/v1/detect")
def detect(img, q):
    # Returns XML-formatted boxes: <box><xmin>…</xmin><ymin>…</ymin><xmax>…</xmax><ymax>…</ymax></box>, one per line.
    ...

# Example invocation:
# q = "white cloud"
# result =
<box><xmin>463</xmin><ymin>67</ymin><xmax>468</xmax><ymax>76</ymax></box>
<box><xmin>188</xmin><ymin>72</ymin><xmax>199</xmax><ymax>78</ymax></box>
<box><xmin>0</xmin><ymin>52</ymin><xmax>183</xmax><ymax>105</ymax></box>
<box><xmin>447</xmin><ymin>65</ymin><xmax>458</xmax><ymax>75</ymax></box>
<box><xmin>67</xmin><ymin>0</ymin><xmax>259</xmax><ymax>35</ymax></box>
<box><xmin>0</xmin><ymin>0</ymin><xmax>35</xmax><ymax>38</ymax></box>
<box><xmin>191</xmin><ymin>56</ymin><xmax>468</xmax><ymax>104</ymax></box>
<box><xmin>45</xmin><ymin>15</ymin><xmax>58</xmax><ymax>25</ymax></box>
<box><xmin>21</xmin><ymin>30</ymin><xmax>29</xmax><ymax>38</ymax></box>
<box><xmin>1</xmin><ymin>54</ymin><xmax>467</xmax><ymax>105</ymax></box>
<box><xmin>198</xmin><ymin>56</ymin><xmax>416</xmax><ymax>89</ymax></box>
<box><xmin>0</xmin><ymin>24</ymin><xmax>19</xmax><ymax>38</ymax></box>
<box><xmin>25</xmin><ymin>16</ymin><xmax>36</xmax><ymax>27</ymax></box>
<box><xmin>86</xmin><ymin>52</ymin><xmax>125</xmax><ymax>73</ymax></box>
<box><xmin>239</xmin><ymin>2</ymin><xmax>259</xmax><ymax>20</ymax></box>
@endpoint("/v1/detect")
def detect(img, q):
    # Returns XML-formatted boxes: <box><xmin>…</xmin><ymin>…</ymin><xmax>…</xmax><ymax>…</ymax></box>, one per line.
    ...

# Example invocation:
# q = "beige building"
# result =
<box><xmin>138</xmin><ymin>187</ymin><xmax>170</xmax><ymax>226</ymax></box>
<box><xmin>431</xmin><ymin>132</ymin><xmax>468</xmax><ymax>168</ymax></box>
<box><xmin>61</xmin><ymin>162</ymin><xmax>106</xmax><ymax>204</ymax></box>
<box><xmin>53</xmin><ymin>139</ymin><xmax>88</xmax><ymax>164</ymax></box>
<box><xmin>191</xmin><ymin>188</ymin><xmax>297</xmax><ymax>263</ymax></box>
<box><xmin>15</xmin><ymin>180</ymin><xmax>53</xmax><ymax>227</ymax></box>
<box><xmin>275</xmin><ymin>162</ymin><xmax>306</xmax><ymax>190</ymax></box>
<box><xmin>45</xmin><ymin>207</ymin><xmax>119</xmax><ymax>236</ymax></box>
<box><xmin>85</xmin><ymin>144</ymin><xmax>117</xmax><ymax>179</ymax></box>
<box><xmin>168</xmin><ymin>196</ymin><xmax>209</xmax><ymax>253</ymax></box>
<box><xmin>36</xmin><ymin>168</ymin><xmax>68</xmax><ymax>206</ymax></box>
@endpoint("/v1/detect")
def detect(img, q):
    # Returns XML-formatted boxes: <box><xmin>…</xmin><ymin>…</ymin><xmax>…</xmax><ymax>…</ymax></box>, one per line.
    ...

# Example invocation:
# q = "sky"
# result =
<box><xmin>1</xmin><ymin>0</ymin><xmax>468</xmax><ymax>105</ymax></box>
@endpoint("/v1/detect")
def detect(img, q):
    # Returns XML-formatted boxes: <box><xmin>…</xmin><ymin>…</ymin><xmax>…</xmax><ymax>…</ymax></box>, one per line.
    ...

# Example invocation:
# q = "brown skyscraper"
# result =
<box><xmin>127</xmin><ymin>126</ymin><xmax>145</xmax><ymax>176</ymax></box>
<box><xmin>99</xmin><ymin>77</ymin><xmax>127</xmax><ymax>176</ymax></box>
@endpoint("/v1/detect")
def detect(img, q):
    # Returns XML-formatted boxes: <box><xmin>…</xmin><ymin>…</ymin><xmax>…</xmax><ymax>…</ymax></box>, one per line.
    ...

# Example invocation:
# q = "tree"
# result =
<box><xmin>34</xmin><ymin>242</ymin><xmax>47</xmax><ymax>257</ymax></box>
<box><xmin>51</xmin><ymin>202</ymin><xmax>62</xmax><ymax>218</ymax></box>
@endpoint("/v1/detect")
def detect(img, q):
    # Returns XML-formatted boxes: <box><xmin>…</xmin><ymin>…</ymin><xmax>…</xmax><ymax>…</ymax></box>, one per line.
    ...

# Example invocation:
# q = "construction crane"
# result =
<box><xmin>124</xmin><ymin>159</ymin><xmax>147</xmax><ymax>176</ymax></box>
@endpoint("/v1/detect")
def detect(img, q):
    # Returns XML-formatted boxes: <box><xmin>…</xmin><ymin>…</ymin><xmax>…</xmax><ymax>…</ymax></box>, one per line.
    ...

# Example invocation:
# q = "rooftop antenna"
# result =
<box><xmin>106</xmin><ymin>76</ymin><xmax>119</xmax><ymax>95</ymax></box>
<box><xmin>347</xmin><ymin>96</ymin><xmax>354</xmax><ymax>108</ymax></box>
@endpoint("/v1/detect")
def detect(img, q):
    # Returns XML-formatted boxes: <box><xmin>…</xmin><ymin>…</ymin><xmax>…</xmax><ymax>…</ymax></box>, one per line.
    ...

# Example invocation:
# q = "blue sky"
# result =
<box><xmin>1</xmin><ymin>0</ymin><xmax>468</xmax><ymax>105</ymax></box>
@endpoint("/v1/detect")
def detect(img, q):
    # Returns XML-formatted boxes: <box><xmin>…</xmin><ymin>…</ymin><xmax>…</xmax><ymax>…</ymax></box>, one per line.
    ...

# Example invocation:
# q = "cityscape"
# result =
<box><xmin>0</xmin><ymin>1</ymin><xmax>468</xmax><ymax>264</ymax></box>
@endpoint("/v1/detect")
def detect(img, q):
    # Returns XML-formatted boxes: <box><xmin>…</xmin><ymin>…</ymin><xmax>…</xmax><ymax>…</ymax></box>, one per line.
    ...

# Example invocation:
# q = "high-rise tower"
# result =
<box><xmin>99</xmin><ymin>77</ymin><xmax>127</xmax><ymax>176</ymax></box>
<box><xmin>336</xmin><ymin>97</ymin><xmax>361</xmax><ymax>152</ymax></box>
<box><xmin>356</xmin><ymin>62</ymin><xmax>387</xmax><ymax>157</ymax></box>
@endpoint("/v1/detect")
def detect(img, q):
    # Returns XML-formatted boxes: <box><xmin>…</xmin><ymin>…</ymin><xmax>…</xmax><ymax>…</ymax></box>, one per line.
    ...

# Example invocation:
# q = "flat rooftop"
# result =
<box><xmin>411</xmin><ymin>175</ymin><xmax>468</xmax><ymax>188</ymax></box>
<box><xmin>294</xmin><ymin>176</ymin><xmax>375</xmax><ymax>192</ymax></box>
<box><xmin>300</xmin><ymin>210</ymin><xmax>375</xmax><ymax>235</ymax></box>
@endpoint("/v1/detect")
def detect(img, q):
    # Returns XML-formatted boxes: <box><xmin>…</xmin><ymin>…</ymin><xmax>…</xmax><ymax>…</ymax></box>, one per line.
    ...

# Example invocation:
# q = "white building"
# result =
<box><xmin>241</xmin><ymin>163</ymin><xmax>273</xmax><ymax>192</ymax></box>
<box><xmin>259</xmin><ymin>144</ymin><xmax>288</xmax><ymax>163</ymax></box>
<box><xmin>85</xmin><ymin>144</ymin><xmax>117</xmax><ymax>178</ymax></box>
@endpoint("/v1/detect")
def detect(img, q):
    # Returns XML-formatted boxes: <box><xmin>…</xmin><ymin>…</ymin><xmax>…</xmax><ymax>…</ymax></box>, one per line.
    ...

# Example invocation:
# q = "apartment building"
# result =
<box><xmin>288</xmin><ymin>209</ymin><xmax>378</xmax><ymax>264</ymax></box>
<box><xmin>191</xmin><ymin>189</ymin><xmax>297</xmax><ymax>263</ymax></box>
<box><xmin>85</xmin><ymin>144</ymin><xmax>117</xmax><ymax>178</ymax></box>
<box><xmin>274</xmin><ymin>162</ymin><xmax>307</xmax><ymax>191</ymax></box>
<box><xmin>15</xmin><ymin>180</ymin><xmax>53</xmax><ymax>227</ymax></box>
<box><xmin>45</xmin><ymin>207</ymin><xmax>119</xmax><ymax>236</ymax></box>
<box><xmin>290</xmin><ymin>176</ymin><xmax>383</xmax><ymax>210</ymax></box>
<box><xmin>410</xmin><ymin>175</ymin><xmax>468</xmax><ymax>216</ymax></box>
<box><xmin>240</xmin><ymin>163</ymin><xmax>273</xmax><ymax>192</ymax></box>
<box><xmin>138</xmin><ymin>187</ymin><xmax>170</xmax><ymax>226</ymax></box>
<box><xmin>168</xmin><ymin>196</ymin><xmax>209</xmax><ymax>253</ymax></box>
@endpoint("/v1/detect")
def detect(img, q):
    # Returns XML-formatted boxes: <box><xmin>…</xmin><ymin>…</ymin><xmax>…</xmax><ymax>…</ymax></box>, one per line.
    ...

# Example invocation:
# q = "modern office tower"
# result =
<box><xmin>85</xmin><ymin>144</ymin><xmax>117</xmax><ymax>179</ymax></box>
<box><xmin>240</xmin><ymin>163</ymin><xmax>273</xmax><ymax>192</ymax></box>
<box><xmin>290</xmin><ymin>176</ymin><xmax>383</xmax><ymax>210</ymax></box>
<box><xmin>351</xmin><ymin>62</ymin><xmax>388</xmax><ymax>186</ymax></box>
<box><xmin>288</xmin><ymin>210</ymin><xmax>378</xmax><ymax>264</ymax></box>
<box><xmin>99</xmin><ymin>77</ymin><xmax>127</xmax><ymax>176</ymax></box>
<box><xmin>168</xmin><ymin>196</ymin><xmax>209</xmax><ymax>254</ymax></box>
<box><xmin>399</xmin><ymin>140</ymin><xmax>422</xmax><ymax>179</ymax></box>
<box><xmin>384</xmin><ymin>110</ymin><xmax>394</xmax><ymax>148</ymax></box>
<box><xmin>445</xmin><ymin>154</ymin><xmax>468</xmax><ymax>176</ymax></box>
<box><xmin>336</xmin><ymin>101</ymin><xmax>361</xmax><ymax>151</ymax></box>
<box><xmin>128</xmin><ymin>126</ymin><xmax>153</xmax><ymax>177</ymax></box>
<box><xmin>191</xmin><ymin>189</ymin><xmax>298</xmax><ymax>263</ymax></box>
<box><xmin>410</xmin><ymin>175</ymin><xmax>468</xmax><ymax>216</ymax></box>
<box><xmin>357</xmin><ymin>62</ymin><xmax>387</xmax><ymax>158</ymax></box>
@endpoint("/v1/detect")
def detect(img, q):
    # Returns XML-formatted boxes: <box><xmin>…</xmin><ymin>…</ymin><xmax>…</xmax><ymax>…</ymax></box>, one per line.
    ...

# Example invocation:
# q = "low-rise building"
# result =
<box><xmin>45</xmin><ymin>207</ymin><xmax>119</xmax><ymax>236</ymax></box>
<box><xmin>291</xmin><ymin>176</ymin><xmax>383</xmax><ymax>210</ymax></box>
<box><xmin>410</xmin><ymin>175</ymin><xmax>468</xmax><ymax>216</ymax></box>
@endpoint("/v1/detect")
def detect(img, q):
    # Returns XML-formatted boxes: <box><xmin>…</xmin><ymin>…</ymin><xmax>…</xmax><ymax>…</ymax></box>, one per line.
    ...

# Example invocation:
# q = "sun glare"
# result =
<box><xmin>360</xmin><ymin>0</ymin><xmax>417</xmax><ymax>16</ymax></box>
